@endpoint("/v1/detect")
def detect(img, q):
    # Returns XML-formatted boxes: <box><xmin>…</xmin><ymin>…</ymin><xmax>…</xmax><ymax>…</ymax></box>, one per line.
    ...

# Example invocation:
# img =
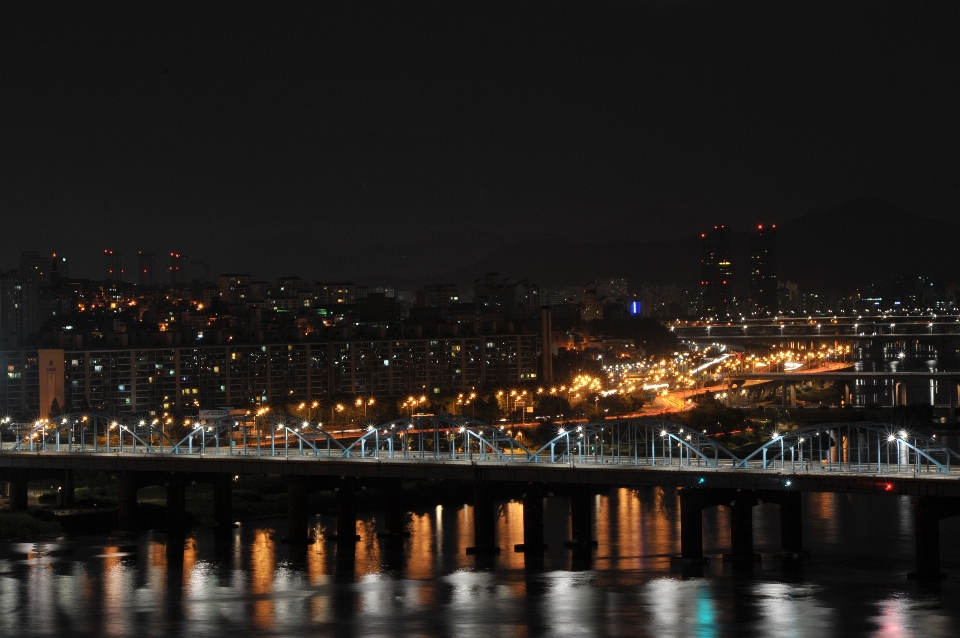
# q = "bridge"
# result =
<box><xmin>720</xmin><ymin>371</ymin><xmax>960</xmax><ymax>416</ymax></box>
<box><xmin>2</xmin><ymin>412</ymin><xmax>959</xmax><ymax>579</ymax></box>
<box><xmin>671</xmin><ymin>317</ymin><xmax>960</xmax><ymax>340</ymax></box>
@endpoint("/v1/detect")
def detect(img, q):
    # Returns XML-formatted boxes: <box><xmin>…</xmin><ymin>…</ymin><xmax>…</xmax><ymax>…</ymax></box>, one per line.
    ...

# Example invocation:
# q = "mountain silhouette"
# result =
<box><xmin>442</xmin><ymin>198</ymin><xmax>960</xmax><ymax>292</ymax></box>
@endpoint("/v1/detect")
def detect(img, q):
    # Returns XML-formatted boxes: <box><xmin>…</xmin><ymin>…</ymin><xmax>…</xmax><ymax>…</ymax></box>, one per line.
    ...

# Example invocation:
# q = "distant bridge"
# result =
<box><xmin>720</xmin><ymin>371</ymin><xmax>960</xmax><ymax>414</ymax></box>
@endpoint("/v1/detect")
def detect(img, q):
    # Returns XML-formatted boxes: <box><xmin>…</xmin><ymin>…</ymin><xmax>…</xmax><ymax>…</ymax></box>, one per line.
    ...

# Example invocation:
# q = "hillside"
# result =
<box><xmin>443</xmin><ymin>198</ymin><xmax>960</xmax><ymax>291</ymax></box>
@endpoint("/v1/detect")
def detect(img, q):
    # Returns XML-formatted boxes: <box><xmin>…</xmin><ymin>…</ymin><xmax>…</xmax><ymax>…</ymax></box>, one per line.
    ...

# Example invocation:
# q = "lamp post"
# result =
<box><xmin>334</xmin><ymin>403</ymin><xmax>345</xmax><ymax>438</ymax></box>
<box><xmin>357</xmin><ymin>397</ymin><xmax>374</xmax><ymax>419</ymax></box>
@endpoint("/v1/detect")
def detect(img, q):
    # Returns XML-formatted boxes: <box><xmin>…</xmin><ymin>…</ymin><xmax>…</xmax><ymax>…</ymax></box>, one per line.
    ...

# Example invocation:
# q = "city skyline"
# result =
<box><xmin>5</xmin><ymin>196</ymin><xmax>957</xmax><ymax>298</ymax></box>
<box><xmin>2</xmin><ymin>2</ymin><xmax>960</xmax><ymax>627</ymax></box>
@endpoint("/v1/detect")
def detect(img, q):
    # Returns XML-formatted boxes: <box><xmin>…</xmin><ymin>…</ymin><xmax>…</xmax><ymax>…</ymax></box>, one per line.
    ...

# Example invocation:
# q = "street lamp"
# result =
<box><xmin>334</xmin><ymin>403</ymin><xmax>345</xmax><ymax>437</ymax></box>
<box><xmin>357</xmin><ymin>397</ymin><xmax>376</xmax><ymax>421</ymax></box>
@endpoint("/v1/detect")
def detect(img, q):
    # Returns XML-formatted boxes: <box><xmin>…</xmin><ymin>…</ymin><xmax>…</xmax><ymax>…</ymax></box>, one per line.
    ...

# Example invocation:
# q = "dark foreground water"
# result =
<box><xmin>2</xmin><ymin>488</ymin><xmax>959</xmax><ymax>637</ymax></box>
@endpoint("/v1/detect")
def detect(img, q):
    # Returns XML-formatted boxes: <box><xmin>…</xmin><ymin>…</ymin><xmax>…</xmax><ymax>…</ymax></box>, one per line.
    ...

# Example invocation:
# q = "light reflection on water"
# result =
<box><xmin>1</xmin><ymin>487</ymin><xmax>959</xmax><ymax>637</ymax></box>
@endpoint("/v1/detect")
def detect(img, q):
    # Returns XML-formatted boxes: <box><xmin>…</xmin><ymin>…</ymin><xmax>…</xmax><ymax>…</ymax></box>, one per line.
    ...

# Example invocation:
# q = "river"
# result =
<box><xmin>2</xmin><ymin>486</ymin><xmax>959</xmax><ymax>637</ymax></box>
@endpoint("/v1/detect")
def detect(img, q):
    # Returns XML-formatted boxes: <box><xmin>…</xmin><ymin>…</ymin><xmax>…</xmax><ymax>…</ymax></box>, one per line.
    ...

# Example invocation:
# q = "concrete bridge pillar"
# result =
<box><xmin>724</xmin><ymin>497</ymin><xmax>758</xmax><ymax>563</ymax></box>
<box><xmin>466</xmin><ymin>480</ymin><xmax>499</xmax><ymax>554</ymax></box>
<box><xmin>336</xmin><ymin>477</ymin><xmax>358</xmax><ymax>543</ymax></box>
<box><xmin>285</xmin><ymin>476</ymin><xmax>311</xmax><ymax>543</ymax></box>
<box><xmin>909</xmin><ymin>497</ymin><xmax>960</xmax><ymax>580</ymax></box>
<box><xmin>166</xmin><ymin>474</ymin><xmax>187</xmax><ymax>533</ymax></box>
<box><xmin>380</xmin><ymin>480</ymin><xmax>407</xmax><ymax>537</ymax></box>
<box><xmin>778</xmin><ymin>491</ymin><xmax>805</xmax><ymax>556</ymax></box>
<box><xmin>828</xmin><ymin>430</ymin><xmax>850</xmax><ymax>464</ymax></box>
<box><xmin>515</xmin><ymin>485</ymin><xmax>546</xmax><ymax>553</ymax></box>
<box><xmin>949</xmin><ymin>381</ymin><xmax>958</xmax><ymax>423</ymax></box>
<box><xmin>118</xmin><ymin>471</ymin><xmax>138</xmax><ymax>532</ymax></box>
<box><xmin>839</xmin><ymin>382</ymin><xmax>851</xmax><ymax>407</ymax></box>
<box><xmin>671</xmin><ymin>488</ymin><xmax>705</xmax><ymax>564</ymax></box>
<box><xmin>565</xmin><ymin>489</ymin><xmax>597</xmax><ymax>548</ymax></box>
<box><xmin>9</xmin><ymin>470</ymin><xmax>29</xmax><ymax>512</ymax></box>
<box><xmin>911</xmin><ymin>497</ymin><xmax>943</xmax><ymax>580</ymax></box>
<box><xmin>894</xmin><ymin>382</ymin><xmax>907</xmax><ymax>407</ymax></box>
<box><xmin>57</xmin><ymin>469</ymin><xmax>75</xmax><ymax>508</ymax></box>
<box><xmin>213</xmin><ymin>475</ymin><xmax>233</xmax><ymax>536</ymax></box>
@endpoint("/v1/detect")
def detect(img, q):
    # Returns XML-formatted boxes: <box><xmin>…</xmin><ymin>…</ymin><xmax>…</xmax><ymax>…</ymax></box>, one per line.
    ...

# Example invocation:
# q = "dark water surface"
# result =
<box><xmin>2</xmin><ymin>488</ymin><xmax>959</xmax><ymax>637</ymax></box>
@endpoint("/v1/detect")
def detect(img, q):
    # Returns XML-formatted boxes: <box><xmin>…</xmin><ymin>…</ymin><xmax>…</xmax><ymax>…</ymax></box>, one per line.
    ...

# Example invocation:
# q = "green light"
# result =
<box><xmin>698</xmin><ymin>477</ymin><xmax>706</xmax><ymax>484</ymax></box>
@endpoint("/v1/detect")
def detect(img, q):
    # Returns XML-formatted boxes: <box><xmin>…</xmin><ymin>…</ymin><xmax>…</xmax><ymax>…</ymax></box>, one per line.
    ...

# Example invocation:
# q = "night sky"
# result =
<box><xmin>2</xmin><ymin>1</ymin><xmax>957</xmax><ymax>285</ymax></box>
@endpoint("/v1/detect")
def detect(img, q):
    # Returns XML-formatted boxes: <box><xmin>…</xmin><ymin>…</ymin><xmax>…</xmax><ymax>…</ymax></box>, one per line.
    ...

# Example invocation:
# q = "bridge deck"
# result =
<box><xmin>2</xmin><ymin>451</ymin><xmax>958</xmax><ymax>497</ymax></box>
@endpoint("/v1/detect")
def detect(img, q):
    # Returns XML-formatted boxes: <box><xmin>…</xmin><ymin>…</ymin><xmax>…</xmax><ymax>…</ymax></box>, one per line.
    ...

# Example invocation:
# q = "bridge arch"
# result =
<box><xmin>527</xmin><ymin>418</ymin><xmax>740</xmax><ymax>467</ymax></box>
<box><xmin>3</xmin><ymin>412</ymin><xmax>181</xmax><ymax>453</ymax></box>
<box><xmin>338</xmin><ymin>414</ymin><xmax>533</xmax><ymax>461</ymax></box>
<box><xmin>735</xmin><ymin>422</ymin><xmax>960</xmax><ymax>475</ymax></box>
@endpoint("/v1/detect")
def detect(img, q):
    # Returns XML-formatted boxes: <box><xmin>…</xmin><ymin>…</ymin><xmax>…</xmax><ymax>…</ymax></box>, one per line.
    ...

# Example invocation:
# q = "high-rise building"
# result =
<box><xmin>594</xmin><ymin>278</ymin><xmax>628</xmax><ymax>298</ymax></box>
<box><xmin>169</xmin><ymin>252</ymin><xmax>187</xmax><ymax>285</ymax></box>
<box><xmin>19</xmin><ymin>251</ymin><xmax>50</xmax><ymax>284</ymax></box>
<box><xmin>218</xmin><ymin>274</ymin><xmax>253</xmax><ymax>303</ymax></box>
<box><xmin>104</xmin><ymin>250</ymin><xmax>123</xmax><ymax>282</ymax></box>
<box><xmin>18</xmin><ymin>252</ymin><xmax>68</xmax><ymax>285</ymax></box>
<box><xmin>0</xmin><ymin>335</ymin><xmax>540</xmax><ymax>414</ymax></box>
<box><xmin>0</xmin><ymin>270</ymin><xmax>21</xmax><ymax>339</ymax></box>
<box><xmin>700</xmin><ymin>225</ymin><xmax>732</xmax><ymax>317</ymax></box>
<box><xmin>416</xmin><ymin>283</ymin><xmax>460</xmax><ymax>307</ymax></box>
<box><xmin>750</xmin><ymin>224</ymin><xmax>778</xmax><ymax>314</ymax></box>
<box><xmin>50</xmin><ymin>254</ymin><xmax>68</xmax><ymax>283</ymax></box>
<box><xmin>138</xmin><ymin>252</ymin><xmax>157</xmax><ymax>286</ymax></box>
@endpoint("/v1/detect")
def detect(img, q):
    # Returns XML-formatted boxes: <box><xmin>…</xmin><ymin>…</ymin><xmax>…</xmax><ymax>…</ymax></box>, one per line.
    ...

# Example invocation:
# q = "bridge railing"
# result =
<box><xmin>2</xmin><ymin>415</ymin><xmax>957</xmax><ymax>476</ymax></box>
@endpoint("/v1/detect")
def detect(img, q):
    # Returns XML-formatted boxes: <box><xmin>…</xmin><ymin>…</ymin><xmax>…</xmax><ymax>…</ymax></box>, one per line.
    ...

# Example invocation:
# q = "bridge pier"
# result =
<box><xmin>335</xmin><ymin>477</ymin><xmax>358</xmax><ymax>543</ymax></box>
<box><xmin>284</xmin><ymin>476</ymin><xmax>312</xmax><ymax>543</ymax></box>
<box><xmin>908</xmin><ymin>497</ymin><xmax>960</xmax><ymax>580</ymax></box>
<box><xmin>911</xmin><ymin>497</ymin><xmax>941</xmax><ymax>580</ymax></box>
<box><xmin>515</xmin><ymin>484</ymin><xmax>546</xmax><ymax>553</ymax></box>
<box><xmin>671</xmin><ymin>488</ymin><xmax>706</xmax><ymax>565</ymax></box>
<box><xmin>949</xmin><ymin>381</ymin><xmax>958</xmax><ymax>423</ymax></box>
<box><xmin>117</xmin><ymin>471</ymin><xmax>138</xmax><ymax>533</ymax></box>
<box><xmin>213</xmin><ymin>475</ymin><xmax>233</xmax><ymax>537</ymax></box>
<box><xmin>723</xmin><ymin>496</ymin><xmax>759</xmax><ymax>564</ymax></box>
<box><xmin>840</xmin><ymin>382</ymin><xmax>851</xmax><ymax>407</ymax></box>
<box><xmin>379</xmin><ymin>480</ymin><xmax>408</xmax><ymax>537</ymax></box>
<box><xmin>57</xmin><ymin>469</ymin><xmax>75</xmax><ymax>508</ymax></box>
<box><xmin>466</xmin><ymin>479</ymin><xmax>499</xmax><ymax>554</ymax></box>
<box><xmin>8</xmin><ymin>469</ymin><xmax>29</xmax><ymax>512</ymax></box>
<box><xmin>166</xmin><ymin>474</ymin><xmax>187</xmax><ymax>533</ymax></box>
<box><xmin>777</xmin><ymin>491</ymin><xmax>805</xmax><ymax>556</ymax></box>
<box><xmin>565</xmin><ymin>489</ymin><xmax>597</xmax><ymax>548</ymax></box>
<box><xmin>894</xmin><ymin>382</ymin><xmax>906</xmax><ymax>407</ymax></box>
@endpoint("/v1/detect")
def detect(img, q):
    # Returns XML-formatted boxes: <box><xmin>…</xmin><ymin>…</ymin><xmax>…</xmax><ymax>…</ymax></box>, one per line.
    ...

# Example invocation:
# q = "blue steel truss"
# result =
<box><xmin>527</xmin><ymin>419</ymin><xmax>740</xmax><ymax>468</ymax></box>
<box><xmin>735</xmin><ymin>422</ymin><xmax>960</xmax><ymax>475</ymax></box>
